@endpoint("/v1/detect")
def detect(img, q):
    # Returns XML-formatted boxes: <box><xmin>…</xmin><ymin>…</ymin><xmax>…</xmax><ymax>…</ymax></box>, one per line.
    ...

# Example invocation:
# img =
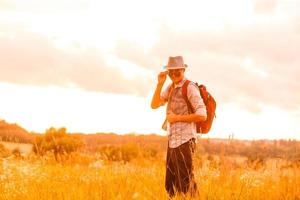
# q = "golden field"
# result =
<box><xmin>1</xmin><ymin>141</ymin><xmax>299</xmax><ymax>200</ymax></box>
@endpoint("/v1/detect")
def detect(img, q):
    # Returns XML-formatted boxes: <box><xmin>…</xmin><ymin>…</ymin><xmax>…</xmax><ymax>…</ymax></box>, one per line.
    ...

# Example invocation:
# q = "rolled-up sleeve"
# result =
<box><xmin>187</xmin><ymin>83</ymin><xmax>207</xmax><ymax>117</ymax></box>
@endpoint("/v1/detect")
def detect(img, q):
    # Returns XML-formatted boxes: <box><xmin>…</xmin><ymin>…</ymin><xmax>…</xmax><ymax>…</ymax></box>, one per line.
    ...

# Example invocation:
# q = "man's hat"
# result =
<box><xmin>164</xmin><ymin>56</ymin><xmax>188</xmax><ymax>70</ymax></box>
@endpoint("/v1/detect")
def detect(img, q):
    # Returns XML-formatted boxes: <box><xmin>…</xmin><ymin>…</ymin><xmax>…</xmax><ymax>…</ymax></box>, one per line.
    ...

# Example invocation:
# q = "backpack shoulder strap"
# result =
<box><xmin>182</xmin><ymin>80</ymin><xmax>194</xmax><ymax>114</ymax></box>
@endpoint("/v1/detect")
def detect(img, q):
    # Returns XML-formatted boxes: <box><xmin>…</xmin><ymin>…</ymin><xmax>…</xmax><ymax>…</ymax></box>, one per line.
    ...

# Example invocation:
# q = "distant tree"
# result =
<box><xmin>33</xmin><ymin>127</ymin><xmax>83</xmax><ymax>161</ymax></box>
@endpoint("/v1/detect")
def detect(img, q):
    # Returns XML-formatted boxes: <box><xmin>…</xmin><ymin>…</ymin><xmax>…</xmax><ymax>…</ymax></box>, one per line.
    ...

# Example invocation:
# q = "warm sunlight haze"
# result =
<box><xmin>0</xmin><ymin>0</ymin><xmax>299</xmax><ymax>140</ymax></box>
<box><xmin>1</xmin><ymin>1</ymin><xmax>300</xmax><ymax>200</ymax></box>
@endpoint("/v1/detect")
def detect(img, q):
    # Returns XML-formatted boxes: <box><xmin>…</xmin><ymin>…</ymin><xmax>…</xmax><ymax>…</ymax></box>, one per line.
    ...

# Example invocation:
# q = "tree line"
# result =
<box><xmin>0</xmin><ymin>119</ymin><xmax>299</xmax><ymax>163</ymax></box>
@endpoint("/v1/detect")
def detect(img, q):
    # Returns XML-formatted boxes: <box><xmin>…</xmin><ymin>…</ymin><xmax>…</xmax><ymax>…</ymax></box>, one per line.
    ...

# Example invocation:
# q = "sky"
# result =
<box><xmin>0</xmin><ymin>0</ymin><xmax>299</xmax><ymax>140</ymax></box>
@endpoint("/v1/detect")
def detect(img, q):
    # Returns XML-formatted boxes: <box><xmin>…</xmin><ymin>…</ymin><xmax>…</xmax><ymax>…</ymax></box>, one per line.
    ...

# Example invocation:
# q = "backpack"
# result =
<box><xmin>182</xmin><ymin>80</ymin><xmax>216</xmax><ymax>134</ymax></box>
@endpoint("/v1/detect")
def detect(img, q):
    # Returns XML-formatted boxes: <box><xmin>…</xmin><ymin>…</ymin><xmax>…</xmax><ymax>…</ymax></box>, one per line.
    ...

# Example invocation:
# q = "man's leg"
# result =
<box><xmin>173</xmin><ymin>139</ymin><xmax>198</xmax><ymax>196</ymax></box>
<box><xmin>165</xmin><ymin>147</ymin><xmax>176</xmax><ymax>197</ymax></box>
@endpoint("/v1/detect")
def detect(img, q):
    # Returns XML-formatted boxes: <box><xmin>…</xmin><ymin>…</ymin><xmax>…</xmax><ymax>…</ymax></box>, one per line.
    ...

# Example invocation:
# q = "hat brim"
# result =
<box><xmin>163</xmin><ymin>64</ymin><xmax>188</xmax><ymax>70</ymax></box>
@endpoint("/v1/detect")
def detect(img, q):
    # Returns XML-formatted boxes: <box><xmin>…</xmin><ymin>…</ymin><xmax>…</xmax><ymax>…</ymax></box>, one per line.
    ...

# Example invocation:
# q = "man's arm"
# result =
<box><xmin>151</xmin><ymin>83</ymin><xmax>165</xmax><ymax>109</ymax></box>
<box><xmin>151</xmin><ymin>71</ymin><xmax>168</xmax><ymax>109</ymax></box>
<box><xmin>167</xmin><ymin>111</ymin><xmax>206</xmax><ymax>123</ymax></box>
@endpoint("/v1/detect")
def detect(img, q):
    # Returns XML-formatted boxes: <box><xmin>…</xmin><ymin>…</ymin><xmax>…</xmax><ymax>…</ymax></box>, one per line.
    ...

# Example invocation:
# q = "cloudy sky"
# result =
<box><xmin>0</xmin><ymin>0</ymin><xmax>299</xmax><ymax>140</ymax></box>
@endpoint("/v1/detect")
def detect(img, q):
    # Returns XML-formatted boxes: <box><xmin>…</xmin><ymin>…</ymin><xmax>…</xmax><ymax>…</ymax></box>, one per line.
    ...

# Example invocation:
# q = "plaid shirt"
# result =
<box><xmin>161</xmin><ymin>78</ymin><xmax>207</xmax><ymax>148</ymax></box>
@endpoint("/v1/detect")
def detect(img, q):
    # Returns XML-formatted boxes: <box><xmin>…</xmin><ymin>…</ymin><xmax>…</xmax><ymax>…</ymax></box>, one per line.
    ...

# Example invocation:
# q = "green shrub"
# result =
<box><xmin>32</xmin><ymin>127</ymin><xmax>83</xmax><ymax>162</ymax></box>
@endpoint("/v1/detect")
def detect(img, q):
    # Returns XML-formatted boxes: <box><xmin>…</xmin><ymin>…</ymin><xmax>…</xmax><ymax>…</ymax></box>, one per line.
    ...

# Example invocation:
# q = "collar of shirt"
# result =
<box><xmin>174</xmin><ymin>77</ymin><xmax>187</xmax><ymax>88</ymax></box>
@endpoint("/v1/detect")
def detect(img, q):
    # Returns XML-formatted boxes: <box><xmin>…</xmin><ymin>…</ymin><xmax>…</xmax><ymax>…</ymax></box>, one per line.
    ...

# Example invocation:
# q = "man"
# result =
<box><xmin>151</xmin><ymin>56</ymin><xmax>207</xmax><ymax>198</ymax></box>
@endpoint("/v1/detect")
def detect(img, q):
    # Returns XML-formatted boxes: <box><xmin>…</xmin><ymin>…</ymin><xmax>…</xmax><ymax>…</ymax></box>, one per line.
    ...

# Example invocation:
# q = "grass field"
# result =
<box><xmin>1</xmin><ymin>151</ymin><xmax>299</xmax><ymax>200</ymax></box>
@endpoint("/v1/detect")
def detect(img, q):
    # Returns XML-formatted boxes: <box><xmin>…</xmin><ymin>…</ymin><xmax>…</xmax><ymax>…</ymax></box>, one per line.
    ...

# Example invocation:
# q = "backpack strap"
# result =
<box><xmin>182</xmin><ymin>80</ymin><xmax>194</xmax><ymax>114</ymax></box>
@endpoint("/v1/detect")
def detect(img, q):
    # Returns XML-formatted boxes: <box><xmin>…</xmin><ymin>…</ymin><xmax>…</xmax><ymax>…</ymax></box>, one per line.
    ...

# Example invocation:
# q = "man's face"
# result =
<box><xmin>168</xmin><ymin>68</ymin><xmax>185</xmax><ymax>83</ymax></box>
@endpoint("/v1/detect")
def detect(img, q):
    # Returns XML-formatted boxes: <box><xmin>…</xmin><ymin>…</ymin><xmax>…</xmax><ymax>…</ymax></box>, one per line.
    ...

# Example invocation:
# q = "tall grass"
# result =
<box><xmin>0</xmin><ymin>154</ymin><xmax>299</xmax><ymax>200</ymax></box>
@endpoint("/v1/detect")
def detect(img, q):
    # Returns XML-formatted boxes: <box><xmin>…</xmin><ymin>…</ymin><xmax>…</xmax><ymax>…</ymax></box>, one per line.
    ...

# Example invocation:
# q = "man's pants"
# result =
<box><xmin>165</xmin><ymin>138</ymin><xmax>198</xmax><ymax>197</ymax></box>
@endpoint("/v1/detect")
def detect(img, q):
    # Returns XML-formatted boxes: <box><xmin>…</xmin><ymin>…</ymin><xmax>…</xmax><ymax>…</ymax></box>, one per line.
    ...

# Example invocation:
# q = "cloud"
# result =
<box><xmin>113</xmin><ymin>40</ymin><xmax>167</xmax><ymax>72</ymax></box>
<box><xmin>254</xmin><ymin>0</ymin><xmax>277</xmax><ymax>14</ymax></box>
<box><xmin>163</xmin><ymin>26</ymin><xmax>299</xmax><ymax>110</ymax></box>
<box><xmin>115</xmin><ymin>20</ymin><xmax>300</xmax><ymax>111</ymax></box>
<box><xmin>0</xmin><ymin>0</ymin><xmax>12</xmax><ymax>10</ymax></box>
<box><xmin>0</xmin><ymin>27</ymin><xmax>152</xmax><ymax>96</ymax></box>
<box><xmin>0</xmin><ymin>0</ymin><xmax>89</xmax><ymax>13</ymax></box>
<box><xmin>1</xmin><ymin>1</ymin><xmax>300</xmax><ymax>111</ymax></box>
<box><xmin>114</xmin><ymin>40</ymin><xmax>152</xmax><ymax>69</ymax></box>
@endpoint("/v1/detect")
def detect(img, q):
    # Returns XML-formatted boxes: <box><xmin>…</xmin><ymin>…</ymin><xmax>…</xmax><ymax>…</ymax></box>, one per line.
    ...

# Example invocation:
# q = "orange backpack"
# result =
<box><xmin>182</xmin><ymin>80</ymin><xmax>216</xmax><ymax>134</ymax></box>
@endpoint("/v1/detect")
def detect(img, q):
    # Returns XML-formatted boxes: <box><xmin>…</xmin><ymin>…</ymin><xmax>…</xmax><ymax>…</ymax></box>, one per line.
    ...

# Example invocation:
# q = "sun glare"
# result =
<box><xmin>0</xmin><ymin>0</ymin><xmax>299</xmax><ymax>140</ymax></box>
<box><xmin>242</xmin><ymin>57</ymin><xmax>269</xmax><ymax>78</ymax></box>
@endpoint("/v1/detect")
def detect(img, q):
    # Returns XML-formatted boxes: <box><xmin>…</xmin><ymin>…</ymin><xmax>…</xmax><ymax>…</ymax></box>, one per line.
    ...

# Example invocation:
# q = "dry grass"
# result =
<box><xmin>0</xmin><ymin>153</ymin><xmax>299</xmax><ymax>200</ymax></box>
